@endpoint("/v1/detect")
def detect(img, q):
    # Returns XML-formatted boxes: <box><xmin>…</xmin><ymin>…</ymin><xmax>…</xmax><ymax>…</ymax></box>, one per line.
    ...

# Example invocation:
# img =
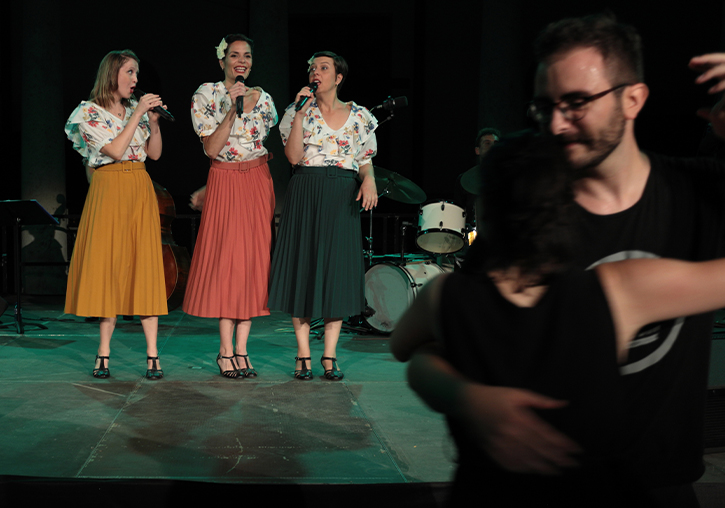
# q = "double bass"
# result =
<box><xmin>153</xmin><ymin>182</ymin><xmax>191</xmax><ymax>311</ymax></box>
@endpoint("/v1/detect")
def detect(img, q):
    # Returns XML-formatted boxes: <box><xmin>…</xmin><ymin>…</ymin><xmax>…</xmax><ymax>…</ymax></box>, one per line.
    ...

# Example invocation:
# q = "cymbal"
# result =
<box><xmin>373</xmin><ymin>166</ymin><xmax>427</xmax><ymax>204</ymax></box>
<box><xmin>460</xmin><ymin>165</ymin><xmax>482</xmax><ymax>195</ymax></box>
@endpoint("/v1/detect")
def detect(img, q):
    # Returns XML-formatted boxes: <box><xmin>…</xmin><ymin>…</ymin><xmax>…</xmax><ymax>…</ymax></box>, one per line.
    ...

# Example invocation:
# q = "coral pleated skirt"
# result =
<box><xmin>182</xmin><ymin>156</ymin><xmax>276</xmax><ymax>320</ymax></box>
<box><xmin>268</xmin><ymin>166</ymin><xmax>365</xmax><ymax>319</ymax></box>
<box><xmin>65</xmin><ymin>161</ymin><xmax>167</xmax><ymax>318</ymax></box>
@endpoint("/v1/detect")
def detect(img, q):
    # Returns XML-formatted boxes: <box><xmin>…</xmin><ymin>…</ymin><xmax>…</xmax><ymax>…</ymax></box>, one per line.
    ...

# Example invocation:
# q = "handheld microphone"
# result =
<box><xmin>235</xmin><ymin>75</ymin><xmax>245</xmax><ymax>118</ymax></box>
<box><xmin>374</xmin><ymin>96</ymin><xmax>408</xmax><ymax>111</ymax></box>
<box><xmin>134</xmin><ymin>89</ymin><xmax>175</xmax><ymax>122</ymax></box>
<box><xmin>295</xmin><ymin>81</ymin><xmax>319</xmax><ymax>112</ymax></box>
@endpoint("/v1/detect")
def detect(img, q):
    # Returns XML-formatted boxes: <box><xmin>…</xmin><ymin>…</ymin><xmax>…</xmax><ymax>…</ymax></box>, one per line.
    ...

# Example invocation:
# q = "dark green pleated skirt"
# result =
<box><xmin>268</xmin><ymin>166</ymin><xmax>364</xmax><ymax>318</ymax></box>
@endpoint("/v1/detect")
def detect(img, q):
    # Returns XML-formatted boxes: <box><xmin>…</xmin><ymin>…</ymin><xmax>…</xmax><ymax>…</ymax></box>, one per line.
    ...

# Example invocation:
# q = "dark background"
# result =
<box><xmin>2</xmin><ymin>0</ymin><xmax>724</xmax><ymax>292</ymax></box>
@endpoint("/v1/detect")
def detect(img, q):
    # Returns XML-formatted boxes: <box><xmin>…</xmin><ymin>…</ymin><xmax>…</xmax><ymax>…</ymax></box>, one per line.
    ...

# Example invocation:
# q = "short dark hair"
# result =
<box><xmin>308</xmin><ymin>51</ymin><xmax>348</xmax><ymax>91</ymax></box>
<box><xmin>463</xmin><ymin>131</ymin><xmax>578</xmax><ymax>278</ymax></box>
<box><xmin>221</xmin><ymin>33</ymin><xmax>255</xmax><ymax>57</ymax></box>
<box><xmin>534</xmin><ymin>12</ymin><xmax>644</xmax><ymax>84</ymax></box>
<box><xmin>475</xmin><ymin>128</ymin><xmax>502</xmax><ymax>147</ymax></box>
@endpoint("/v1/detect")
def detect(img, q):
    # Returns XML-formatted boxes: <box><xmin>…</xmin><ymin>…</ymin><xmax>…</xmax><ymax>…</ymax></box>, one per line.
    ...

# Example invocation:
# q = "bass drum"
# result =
<box><xmin>364</xmin><ymin>261</ymin><xmax>447</xmax><ymax>334</ymax></box>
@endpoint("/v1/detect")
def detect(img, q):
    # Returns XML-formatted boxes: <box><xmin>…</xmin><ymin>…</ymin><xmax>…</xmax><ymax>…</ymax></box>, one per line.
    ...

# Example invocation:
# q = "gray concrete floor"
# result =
<box><xmin>0</xmin><ymin>296</ymin><xmax>723</xmax><ymax>505</ymax></box>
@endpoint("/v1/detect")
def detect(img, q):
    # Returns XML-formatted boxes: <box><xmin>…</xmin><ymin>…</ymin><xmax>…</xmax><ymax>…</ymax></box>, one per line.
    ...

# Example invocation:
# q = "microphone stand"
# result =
<box><xmin>375</xmin><ymin>110</ymin><xmax>395</xmax><ymax>129</ymax></box>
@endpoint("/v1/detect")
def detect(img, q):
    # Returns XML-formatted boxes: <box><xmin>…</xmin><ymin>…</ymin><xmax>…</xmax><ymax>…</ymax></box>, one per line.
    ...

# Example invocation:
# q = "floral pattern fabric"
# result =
<box><xmin>65</xmin><ymin>100</ymin><xmax>151</xmax><ymax>167</ymax></box>
<box><xmin>279</xmin><ymin>101</ymin><xmax>377</xmax><ymax>172</ymax></box>
<box><xmin>191</xmin><ymin>82</ymin><xmax>278</xmax><ymax>162</ymax></box>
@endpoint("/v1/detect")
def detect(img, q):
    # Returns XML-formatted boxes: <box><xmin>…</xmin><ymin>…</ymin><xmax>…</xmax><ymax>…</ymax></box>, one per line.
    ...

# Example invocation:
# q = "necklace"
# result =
<box><xmin>112</xmin><ymin>103</ymin><xmax>125</xmax><ymax>119</ymax></box>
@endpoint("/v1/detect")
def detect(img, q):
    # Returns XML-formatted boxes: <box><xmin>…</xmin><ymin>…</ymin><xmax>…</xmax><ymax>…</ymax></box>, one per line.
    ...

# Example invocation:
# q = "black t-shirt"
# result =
<box><xmin>573</xmin><ymin>152</ymin><xmax>725</xmax><ymax>487</ymax></box>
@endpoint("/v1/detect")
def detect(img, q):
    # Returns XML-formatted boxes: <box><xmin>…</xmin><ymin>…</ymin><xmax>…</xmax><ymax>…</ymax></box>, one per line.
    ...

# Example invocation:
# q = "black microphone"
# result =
<box><xmin>134</xmin><ymin>89</ymin><xmax>175</xmax><ymax>122</ymax></box>
<box><xmin>295</xmin><ymin>81</ymin><xmax>319</xmax><ymax>112</ymax></box>
<box><xmin>235</xmin><ymin>75</ymin><xmax>245</xmax><ymax>118</ymax></box>
<box><xmin>375</xmin><ymin>96</ymin><xmax>408</xmax><ymax>111</ymax></box>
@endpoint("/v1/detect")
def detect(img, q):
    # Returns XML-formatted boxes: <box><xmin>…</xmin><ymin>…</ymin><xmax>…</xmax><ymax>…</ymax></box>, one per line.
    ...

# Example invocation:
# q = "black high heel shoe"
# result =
<box><xmin>235</xmin><ymin>354</ymin><xmax>257</xmax><ymax>378</ymax></box>
<box><xmin>320</xmin><ymin>356</ymin><xmax>344</xmax><ymax>381</ymax></box>
<box><xmin>146</xmin><ymin>356</ymin><xmax>164</xmax><ymax>380</ymax></box>
<box><xmin>217</xmin><ymin>353</ymin><xmax>240</xmax><ymax>379</ymax></box>
<box><xmin>93</xmin><ymin>355</ymin><xmax>110</xmax><ymax>378</ymax></box>
<box><xmin>294</xmin><ymin>356</ymin><xmax>313</xmax><ymax>380</ymax></box>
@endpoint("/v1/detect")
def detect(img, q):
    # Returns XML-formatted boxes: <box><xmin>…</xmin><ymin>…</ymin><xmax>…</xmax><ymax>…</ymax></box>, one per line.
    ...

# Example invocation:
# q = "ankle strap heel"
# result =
<box><xmin>145</xmin><ymin>356</ymin><xmax>164</xmax><ymax>380</ymax></box>
<box><xmin>294</xmin><ymin>356</ymin><xmax>313</xmax><ymax>380</ymax></box>
<box><xmin>320</xmin><ymin>356</ymin><xmax>344</xmax><ymax>381</ymax></box>
<box><xmin>93</xmin><ymin>355</ymin><xmax>110</xmax><ymax>379</ymax></box>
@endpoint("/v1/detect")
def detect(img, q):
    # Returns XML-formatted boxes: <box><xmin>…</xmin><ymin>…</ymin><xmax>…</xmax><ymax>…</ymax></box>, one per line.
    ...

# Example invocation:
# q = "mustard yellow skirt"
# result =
<box><xmin>65</xmin><ymin>161</ymin><xmax>168</xmax><ymax>318</ymax></box>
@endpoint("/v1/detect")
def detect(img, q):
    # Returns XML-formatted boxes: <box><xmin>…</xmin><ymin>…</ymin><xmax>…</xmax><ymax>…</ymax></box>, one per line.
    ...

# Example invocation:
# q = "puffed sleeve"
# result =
<box><xmin>64</xmin><ymin>101</ymin><xmax>116</xmax><ymax>162</ymax></box>
<box><xmin>353</xmin><ymin>104</ymin><xmax>378</xmax><ymax>166</ymax></box>
<box><xmin>256</xmin><ymin>90</ymin><xmax>278</xmax><ymax>141</ymax></box>
<box><xmin>279</xmin><ymin>103</ymin><xmax>295</xmax><ymax>145</ymax></box>
<box><xmin>191</xmin><ymin>83</ymin><xmax>223</xmax><ymax>138</ymax></box>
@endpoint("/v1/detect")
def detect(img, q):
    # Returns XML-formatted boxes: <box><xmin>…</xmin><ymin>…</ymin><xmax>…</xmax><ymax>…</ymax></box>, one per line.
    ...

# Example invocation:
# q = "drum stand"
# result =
<box><xmin>360</xmin><ymin>186</ymin><xmax>406</xmax><ymax>266</ymax></box>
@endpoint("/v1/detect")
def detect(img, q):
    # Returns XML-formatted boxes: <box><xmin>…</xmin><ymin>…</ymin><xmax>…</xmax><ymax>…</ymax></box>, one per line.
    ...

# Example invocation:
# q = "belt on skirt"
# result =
<box><xmin>293</xmin><ymin>166</ymin><xmax>357</xmax><ymax>179</ymax></box>
<box><xmin>211</xmin><ymin>153</ymin><xmax>273</xmax><ymax>172</ymax></box>
<box><xmin>95</xmin><ymin>161</ymin><xmax>146</xmax><ymax>172</ymax></box>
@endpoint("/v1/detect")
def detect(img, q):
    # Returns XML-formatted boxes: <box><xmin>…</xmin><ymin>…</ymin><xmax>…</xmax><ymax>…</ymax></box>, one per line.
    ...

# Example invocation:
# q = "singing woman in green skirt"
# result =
<box><xmin>268</xmin><ymin>51</ymin><xmax>378</xmax><ymax>380</ymax></box>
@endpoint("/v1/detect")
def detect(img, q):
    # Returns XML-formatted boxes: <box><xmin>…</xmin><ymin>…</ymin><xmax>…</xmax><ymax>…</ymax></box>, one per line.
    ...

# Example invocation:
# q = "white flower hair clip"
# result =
<box><xmin>216</xmin><ymin>38</ymin><xmax>228</xmax><ymax>59</ymax></box>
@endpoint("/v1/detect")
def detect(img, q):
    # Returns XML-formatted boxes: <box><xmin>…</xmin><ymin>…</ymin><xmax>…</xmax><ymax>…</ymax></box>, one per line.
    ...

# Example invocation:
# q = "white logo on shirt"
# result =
<box><xmin>587</xmin><ymin>250</ymin><xmax>684</xmax><ymax>375</ymax></box>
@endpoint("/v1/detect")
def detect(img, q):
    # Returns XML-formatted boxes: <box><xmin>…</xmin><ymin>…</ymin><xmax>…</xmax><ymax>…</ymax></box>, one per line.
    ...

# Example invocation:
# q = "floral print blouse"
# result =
<box><xmin>191</xmin><ymin>82</ymin><xmax>278</xmax><ymax>162</ymax></box>
<box><xmin>279</xmin><ymin>101</ymin><xmax>378</xmax><ymax>173</ymax></box>
<box><xmin>65</xmin><ymin>100</ymin><xmax>151</xmax><ymax>167</ymax></box>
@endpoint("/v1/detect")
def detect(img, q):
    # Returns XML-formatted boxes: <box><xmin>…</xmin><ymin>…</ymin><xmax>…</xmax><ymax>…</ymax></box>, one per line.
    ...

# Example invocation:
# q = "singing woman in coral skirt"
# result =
<box><xmin>183</xmin><ymin>34</ymin><xmax>278</xmax><ymax>379</ymax></box>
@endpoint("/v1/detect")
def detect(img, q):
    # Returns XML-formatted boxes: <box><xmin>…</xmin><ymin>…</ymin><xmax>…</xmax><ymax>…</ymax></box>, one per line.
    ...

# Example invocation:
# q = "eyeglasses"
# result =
<box><xmin>527</xmin><ymin>83</ymin><xmax>632</xmax><ymax>124</ymax></box>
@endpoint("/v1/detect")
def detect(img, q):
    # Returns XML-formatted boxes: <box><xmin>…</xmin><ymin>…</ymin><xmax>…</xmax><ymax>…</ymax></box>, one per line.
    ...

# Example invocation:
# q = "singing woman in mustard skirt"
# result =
<box><xmin>65</xmin><ymin>49</ymin><xmax>168</xmax><ymax>380</ymax></box>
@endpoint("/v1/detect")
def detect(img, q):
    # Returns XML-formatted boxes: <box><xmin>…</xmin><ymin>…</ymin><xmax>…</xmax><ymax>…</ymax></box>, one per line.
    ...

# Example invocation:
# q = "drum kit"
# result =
<box><xmin>361</xmin><ymin>166</ymin><xmax>478</xmax><ymax>334</ymax></box>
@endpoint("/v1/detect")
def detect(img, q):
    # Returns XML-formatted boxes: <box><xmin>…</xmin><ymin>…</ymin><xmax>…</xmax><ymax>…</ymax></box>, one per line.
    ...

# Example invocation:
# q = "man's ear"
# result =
<box><xmin>623</xmin><ymin>83</ymin><xmax>649</xmax><ymax>120</ymax></box>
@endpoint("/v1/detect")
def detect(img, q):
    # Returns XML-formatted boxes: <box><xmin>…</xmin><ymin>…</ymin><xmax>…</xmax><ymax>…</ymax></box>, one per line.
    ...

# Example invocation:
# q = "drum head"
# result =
<box><xmin>364</xmin><ymin>261</ymin><xmax>445</xmax><ymax>333</ymax></box>
<box><xmin>417</xmin><ymin>231</ymin><xmax>465</xmax><ymax>254</ymax></box>
<box><xmin>364</xmin><ymin>264</ymin><xmax>416</xmax><ymax>334</ymax></box>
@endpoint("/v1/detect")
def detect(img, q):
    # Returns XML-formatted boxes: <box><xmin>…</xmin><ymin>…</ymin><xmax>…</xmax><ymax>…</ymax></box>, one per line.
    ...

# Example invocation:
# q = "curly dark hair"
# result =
<box><xmin>463</xmin><ymin>131</ymin><xmax>578</xmax><ymax>278</ymax></box>
<box><xmin>534</xmin><ymin>12</ymin><xmax>643</xmax><ymax>84</ymax></box>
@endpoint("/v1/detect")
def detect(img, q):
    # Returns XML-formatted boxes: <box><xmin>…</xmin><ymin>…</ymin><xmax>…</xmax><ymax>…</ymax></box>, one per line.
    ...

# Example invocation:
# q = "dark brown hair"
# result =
<box><xmin>464</xmin><ymin>130</ymin><xmax>578</xmax><ymax>278</ymax></box>
<box><xmin>220</xmin><ymin>33</ymin><xmax>255</xmax><ymax>57</ymax></box>
<box><xmin>308</xmin><ymin>51</ymin><xmax>348</xmax><ymax>91</ymax></box>
<box><xmin>534</xmin><ymin>12</ymin><xmax>644</xmax><ymax>84</ymax></box>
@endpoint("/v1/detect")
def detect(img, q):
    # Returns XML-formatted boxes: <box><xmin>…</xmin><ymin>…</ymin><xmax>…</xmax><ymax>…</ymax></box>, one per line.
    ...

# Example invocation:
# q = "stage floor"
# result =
<box><xmin>0</xmin><ymin>296</ymin><xmax>724</xmax><ymax>506</ymax></box>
